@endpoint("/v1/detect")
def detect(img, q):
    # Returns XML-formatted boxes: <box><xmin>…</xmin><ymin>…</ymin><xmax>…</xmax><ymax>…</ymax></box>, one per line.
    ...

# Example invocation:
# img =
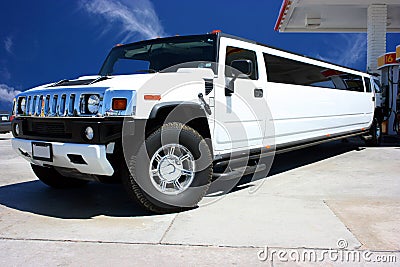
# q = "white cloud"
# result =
<box><xmin>314</xmin><ymin>33</ymin><xmax>367</xmax><ymax>69</ymax></box>
<box><xmin>0</xmin><ymin>84</ymin><xmax>20</xmax><ymax>103</ymax></box>
<box><xmin>337</xmin><ymin>34</ymin><xmax>366</xmax><ymax>67</ymax></box>
<box><xmin>80</xmin><ymin>0</ymin><xmax>165</xmax><ymax>42</ymax></box>
<box><xmin>4</xmin><ymin>36</ymin><xmax>13</xmax><ymax>54</ymax></box>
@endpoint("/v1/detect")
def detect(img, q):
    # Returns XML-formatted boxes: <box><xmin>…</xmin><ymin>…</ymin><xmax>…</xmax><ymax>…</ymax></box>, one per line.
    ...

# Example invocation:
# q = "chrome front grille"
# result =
<box><xmin>16</xmin><ymin>88</ymin><xmax>105</xmax><ymax>118</ymax></box>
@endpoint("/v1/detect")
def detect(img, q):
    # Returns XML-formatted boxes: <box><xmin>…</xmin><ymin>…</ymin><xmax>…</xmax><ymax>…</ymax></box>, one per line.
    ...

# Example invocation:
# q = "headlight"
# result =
<box><xmin>87</xmin><ymin>95</ymin><xmax>100</xmax><ymax>114</ymax></box>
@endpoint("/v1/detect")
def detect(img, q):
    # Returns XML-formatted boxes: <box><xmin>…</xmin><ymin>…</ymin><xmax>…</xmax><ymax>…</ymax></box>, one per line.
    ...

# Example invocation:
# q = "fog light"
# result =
<box><xmin>85</xmin><ymin>126</ymin><xmax>94</xmax><ymax>140</ymax></box>
<box><xmin>15</xmin><ymin>124</ymin><xmax>20</xmax><ymax>136</ymax></box>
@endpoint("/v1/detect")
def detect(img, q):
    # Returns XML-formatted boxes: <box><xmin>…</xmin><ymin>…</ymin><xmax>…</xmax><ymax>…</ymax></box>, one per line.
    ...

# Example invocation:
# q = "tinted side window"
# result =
<box><xmin>264</xmin><ymin>53</ymin><xmax>327</xmax><ymax>86</ymax></box>
<box><xmin>263</xmin><ymin>53</ymin><xmax>364</xmax><ymax>92</ymax></box>
<box><xmin>225</xmin><ymin>46</ymin><xmax>258</xmax><ymax>80</ymax></box>
<box><xmin>341</xmin><ymin>75</ymin><xmax>364</xmax><ymax>92</ymax></box>
<box><xmin>364</xmin><ymin>77</ymin><xmax>372</xmax><ymax>92</ymax></box>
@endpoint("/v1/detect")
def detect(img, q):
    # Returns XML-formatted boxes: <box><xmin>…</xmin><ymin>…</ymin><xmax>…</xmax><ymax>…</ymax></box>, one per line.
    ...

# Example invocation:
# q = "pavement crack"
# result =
<box><xmin>159</xmin><ymin>213</ymin><xmax>178</xmax><ymax>244</ymax></box>
<box><xmin>1</xmin><ymin>237</ymin><xmax>399</xmax><ymax>252</ymax></box>
<box><xmin>323</xmin><ymin>200</ymin><xmax>363</xmax><ymax>249</ymax></box>
<box><xmin>0</xmin><ymin>237</ymin><xmax>159</xmax><ymax>246</ymax></box>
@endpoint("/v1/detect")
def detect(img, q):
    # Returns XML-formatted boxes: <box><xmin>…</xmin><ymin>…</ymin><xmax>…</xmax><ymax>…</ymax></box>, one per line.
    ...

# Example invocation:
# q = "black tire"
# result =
<box><xmin>365</xmin><ymin>118</ymin><xmax>382</xmax><ymax>146</ymax></box>
<box><xmin>122</xmin><ymin>122</ymin><xmax>213</xmax><ymax>214</ymax></box>
<box><xmin>31</xmin><ymin>164</ymin><xmax>88</xmax><ymax>188</ymax></box>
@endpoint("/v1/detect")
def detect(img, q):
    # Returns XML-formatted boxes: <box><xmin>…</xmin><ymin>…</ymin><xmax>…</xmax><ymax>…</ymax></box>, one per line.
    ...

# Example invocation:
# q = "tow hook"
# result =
<box><xmin>18</xmin><ymin>148</ymin><xmax>31</xmax><ymax>158</ymax></box>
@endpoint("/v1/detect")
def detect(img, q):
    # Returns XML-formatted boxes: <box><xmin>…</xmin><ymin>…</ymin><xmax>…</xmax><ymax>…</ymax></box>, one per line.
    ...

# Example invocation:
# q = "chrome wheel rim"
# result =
<box><xmin>149</xmin><ymin>144</ymin><xmax>195</xmax><ymax>195</ymax></box>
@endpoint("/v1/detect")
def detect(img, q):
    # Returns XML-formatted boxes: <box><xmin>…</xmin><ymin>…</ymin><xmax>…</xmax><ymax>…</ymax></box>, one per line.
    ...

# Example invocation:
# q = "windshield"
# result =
<box><xmin>99</xmin><ymin>34</ymin><xmax>217</xmax><ymax>76</ymax></box>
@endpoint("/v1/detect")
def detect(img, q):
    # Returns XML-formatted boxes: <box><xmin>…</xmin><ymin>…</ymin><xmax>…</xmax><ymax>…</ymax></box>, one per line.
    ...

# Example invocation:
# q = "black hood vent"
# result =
<box><xmin>48</xmin><ymin>79</ymin><xmax>97</xmax><ymax>87</ymax></box>
<box><xmin>48</xmin><ymin>76</ymin><xmax>110</xmax><ymax>87</ymax></box>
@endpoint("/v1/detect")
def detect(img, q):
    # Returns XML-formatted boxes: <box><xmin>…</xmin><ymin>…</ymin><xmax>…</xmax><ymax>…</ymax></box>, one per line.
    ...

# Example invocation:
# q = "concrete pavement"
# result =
<box><xmin>0</xmin><ymin>132</ymin><xmax>399</xmax><ymax>266</ymax></box>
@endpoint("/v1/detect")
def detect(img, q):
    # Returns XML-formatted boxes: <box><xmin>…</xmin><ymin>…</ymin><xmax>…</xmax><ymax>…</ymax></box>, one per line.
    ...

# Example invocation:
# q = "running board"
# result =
<box><xmin>361</xmin><ymin>135</ymin><xmax>373</xmax><ymax>140</ymax></box>
<box><xmin>212</xmin><ymin>163</ymin><xmax>267</xmax><ymax>181</ymax></box>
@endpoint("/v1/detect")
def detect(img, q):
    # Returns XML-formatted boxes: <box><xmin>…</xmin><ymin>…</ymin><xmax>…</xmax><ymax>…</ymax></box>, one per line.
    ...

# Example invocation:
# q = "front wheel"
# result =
<box><xmin>365</xmin><ymin>118</ymin><xmax>382</xmax><ymax>146</ymax></box>
<box><xmin>122</xmin><ymin>122</ymin><xmax>213</xmax><ymax>214</ymax></box>
<box><xmin>31</xmin><ymin>164</ymin><xmax>88</xmax><ymax>188</ymax></box>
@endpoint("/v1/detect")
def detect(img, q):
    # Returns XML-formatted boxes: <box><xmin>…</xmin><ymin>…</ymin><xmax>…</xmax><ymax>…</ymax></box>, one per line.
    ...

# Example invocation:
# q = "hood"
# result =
<box><xmin>24</xmin><ymin>68</ymin><xmax>214</xmax><ymax>94</ymax></box>
<box><xmin>13</xmin><ymin>68</ymin><xmax>215</xmax><ymax>118</ymax></box>
<box><xmin>24</xmin><ymin>73</ymin><xmax>154</xmax><ymax>94</ymax></box>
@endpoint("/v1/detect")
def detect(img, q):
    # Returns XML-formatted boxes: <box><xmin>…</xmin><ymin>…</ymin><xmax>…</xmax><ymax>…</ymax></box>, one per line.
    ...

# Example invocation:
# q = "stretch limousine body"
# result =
<box><xmin>11</xmin><ymin>31</ymin><xmax>380</xmax><ymax>213</ymax></box>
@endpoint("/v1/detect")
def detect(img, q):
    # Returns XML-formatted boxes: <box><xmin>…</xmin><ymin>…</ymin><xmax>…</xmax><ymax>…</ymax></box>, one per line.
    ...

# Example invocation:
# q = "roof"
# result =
<box><xmin>219</xmin><ymin>32</ymin><xmax>367</xmax><ymax>74</ymax></box>
<box><xmin>275</xmin><ymin>0</ymin><xmax>400</xmax><ymax>32</ymax></box>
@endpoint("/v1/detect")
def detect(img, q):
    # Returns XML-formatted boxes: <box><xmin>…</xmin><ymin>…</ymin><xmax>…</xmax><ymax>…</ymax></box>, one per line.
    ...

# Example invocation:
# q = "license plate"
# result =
<box><xmin>32</xmin><ymin>142</ymin><xmax>53</xmax><ymax>162</ymax></box>
<box><xmin>1</xmin><ymin>116</ymin><xmax>7</xmax><ymax>121</ymax></box>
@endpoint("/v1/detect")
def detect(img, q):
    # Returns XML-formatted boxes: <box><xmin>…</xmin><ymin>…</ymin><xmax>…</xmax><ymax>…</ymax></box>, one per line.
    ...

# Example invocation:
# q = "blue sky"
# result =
<box><xmin>0</xmin><ymin>0</ymin><xmax>399</xmax><ymax>111</ymax></box>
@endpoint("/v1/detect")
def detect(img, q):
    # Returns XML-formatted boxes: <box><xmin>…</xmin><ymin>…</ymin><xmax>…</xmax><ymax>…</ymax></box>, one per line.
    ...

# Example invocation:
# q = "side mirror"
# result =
<box><xmin>231</xmin><ymin>59</ymin><xmax>253</xmax><ymax>77</ymax></box>
<box><xmin>225</xmin><ymin>59</ymin><xmax>253</xmax><ymax>96</ymax></box>
<box><xmin>225</xmin><ymin>83</ymin><xmax>234</xmax><ymax>96</ymax></box>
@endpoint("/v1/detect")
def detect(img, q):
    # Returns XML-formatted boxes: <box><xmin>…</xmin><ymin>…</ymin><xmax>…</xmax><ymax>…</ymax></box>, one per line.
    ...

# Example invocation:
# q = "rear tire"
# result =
<box><xmin>365</xmin><ymin>118</ymin><xmax>382</xmax><ymax>146</ymax></box>
<box><xmin>31</xmin><ymin>164</ymin><xmax>88</xmax><ymax>188</ymax></box>
<box><xmin>122</xmin><ymin>122</ymin><xmax>213</xmax><ymax>214</ymax></box>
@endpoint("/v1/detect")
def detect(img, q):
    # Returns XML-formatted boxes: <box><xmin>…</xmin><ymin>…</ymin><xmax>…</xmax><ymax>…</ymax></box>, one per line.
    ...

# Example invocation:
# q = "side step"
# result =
<box><xmin>361</xmin><ymin>135</ymin><xmax>373</xmax><ymax>140</ymax></box>
<box><xmin>212</xmin><ymin>163</ymin><xmax>267</xmax><ymax>181</ymax></box>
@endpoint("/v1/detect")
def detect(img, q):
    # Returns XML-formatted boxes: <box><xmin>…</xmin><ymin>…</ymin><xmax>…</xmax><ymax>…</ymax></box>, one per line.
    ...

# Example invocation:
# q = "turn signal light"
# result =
<box><xmin>112</xmin><ymin>98</ymin><xmax>127</xmax><ymax>110</ymax></box>
<box><xmin>144</xmin><ymin>94</ymin><xmax>161</xmax><ymax>101</ymax></box>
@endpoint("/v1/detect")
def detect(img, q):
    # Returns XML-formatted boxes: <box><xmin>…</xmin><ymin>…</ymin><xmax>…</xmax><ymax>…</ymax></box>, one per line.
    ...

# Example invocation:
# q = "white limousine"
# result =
<box><xmin>11</xmin><ymin>31</ymin><xmax>379</xmax><ymax>213</ymax></box>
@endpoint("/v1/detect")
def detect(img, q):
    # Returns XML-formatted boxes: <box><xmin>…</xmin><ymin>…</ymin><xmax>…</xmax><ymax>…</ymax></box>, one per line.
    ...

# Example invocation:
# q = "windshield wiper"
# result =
<box><xmin>134</xmin><ymin>69</ymin><xmax>158</xmax><ymax>74</ymax></box>
<box><xmin>49</xmin><ymin>79</ymin><xmax>69</xmax><ymax>87</ymax></box>
<box><xmin>89</xmin><ymin>76</ymin><xmax>110</xmax><ymax>84</ymax></box>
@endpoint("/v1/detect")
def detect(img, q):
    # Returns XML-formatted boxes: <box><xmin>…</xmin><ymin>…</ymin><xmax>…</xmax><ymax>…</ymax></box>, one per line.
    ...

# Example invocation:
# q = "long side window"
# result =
<box><xmin>342</xmin><ymin>75</ymin><xmax>364</xmax><ymax>92</ymax></box>
<box><xmin>263</xmin><ymin>53</ymin><xmax>364</xmax><ymax>92</ymax></box>
<box><xmin>225</xmin><ymin>46</ymin><xmax>258</xmax><ymax>80</ymax></box>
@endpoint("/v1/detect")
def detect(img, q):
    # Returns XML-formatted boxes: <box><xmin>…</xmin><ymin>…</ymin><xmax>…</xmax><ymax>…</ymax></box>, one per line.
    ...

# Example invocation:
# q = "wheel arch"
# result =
<box><xmin>146</xmin><ymin>101</ymin><xmax>213</xmax><ymax>153</ymax></box>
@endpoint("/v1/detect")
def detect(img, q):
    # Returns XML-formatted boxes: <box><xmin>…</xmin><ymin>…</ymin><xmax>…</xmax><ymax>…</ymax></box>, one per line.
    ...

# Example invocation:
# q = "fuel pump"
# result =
<box><xmin>396</xmin><ymin>91</ymin><xmax>400</xmax><ymax>133</ymax></box>
<box><xmin>396</xmin><ymin>45</ymin><xmax>400</xmax><ymax>134</ymax></box>
<box><xmin>377</xmin><ymin>51</ymin><xmax>399</xmax><ymax>135</ymax></box>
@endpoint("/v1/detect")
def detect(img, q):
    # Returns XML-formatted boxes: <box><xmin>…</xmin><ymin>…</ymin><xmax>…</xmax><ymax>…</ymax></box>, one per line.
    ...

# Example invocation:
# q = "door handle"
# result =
<box><xmin>254</xmin><ymin>88</ymin><xmax>263</xmax><ymax>98</ymax></box>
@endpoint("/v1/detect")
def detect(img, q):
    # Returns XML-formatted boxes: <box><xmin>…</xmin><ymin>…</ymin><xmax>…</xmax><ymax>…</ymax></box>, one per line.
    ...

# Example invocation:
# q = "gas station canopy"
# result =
<box><xmin>274</xmin><ymin>0</ymin><xmax>400</xmax><ymax>73</ymax></box>
<box><xmin>397</xmin><ymin>45</ymin><xmax>400</xmax><ymax>61</ymax></box>
<box><xmin>275</xmin><ymin>0</ymin><xmax>400</xmax><ymax>32</ymax></box>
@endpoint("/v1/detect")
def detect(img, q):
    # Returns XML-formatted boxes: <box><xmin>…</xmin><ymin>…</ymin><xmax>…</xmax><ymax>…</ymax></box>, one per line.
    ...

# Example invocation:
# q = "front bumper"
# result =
<box><xmin>11</xmin><ymin>117</ymin><xmax>123</xmax><ymax>144</ymax></box>
<box><xmin>11</xmin><ymin>138</ymin><xmax>114</xmax><ymax>176</ymax></box>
